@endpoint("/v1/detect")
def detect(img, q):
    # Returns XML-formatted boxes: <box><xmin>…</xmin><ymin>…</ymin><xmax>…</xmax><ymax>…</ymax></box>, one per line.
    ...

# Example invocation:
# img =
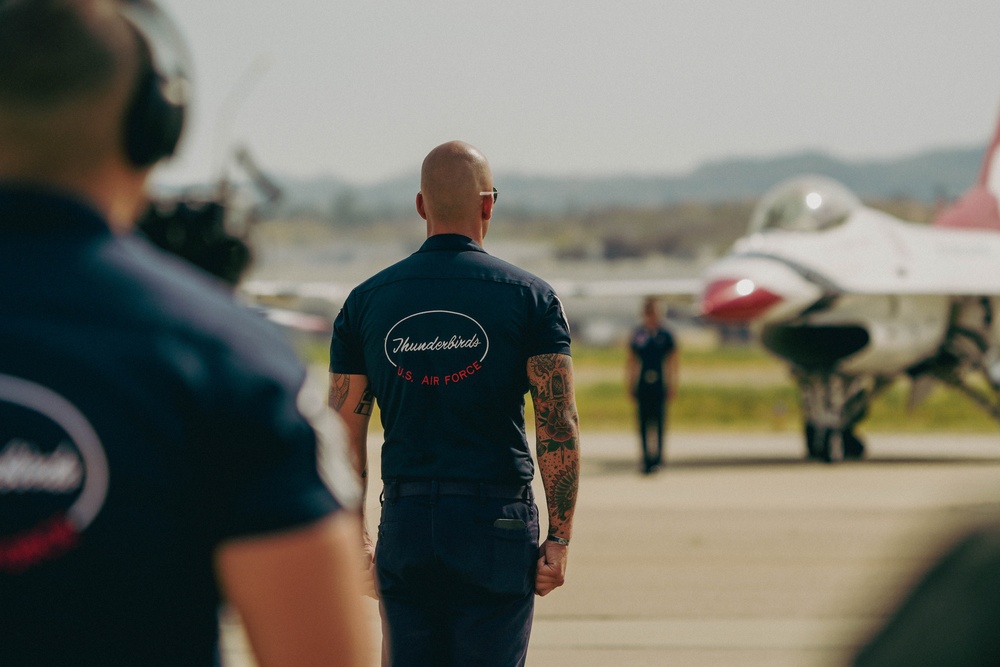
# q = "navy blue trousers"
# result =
<box><xmin>637</xmin><ymin>389</ymin><xmax>666</xmax><ymax>471</ymax></box>
<box><xmin>375</xmin><ymin>485</ymin><xmax>538</xmax><ymax>667</ymax></box>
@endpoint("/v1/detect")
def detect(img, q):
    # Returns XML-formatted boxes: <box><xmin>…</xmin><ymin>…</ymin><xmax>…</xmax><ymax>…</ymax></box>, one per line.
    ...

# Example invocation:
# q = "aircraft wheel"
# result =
<box><xmin>824</xmin><ymin>430</ymin><xmax>845</xmax><ymax>463</ymax></box>
<box><xmin>804</xmin><ymin>423</ymin><xmax>823</xmax><ymax>460</ymax></box>
<box><xmin>806</xmin><ymin>425</ymin><xmax>845</xmax><ymax>463</ymax></box>
<box><xmin>805</xmin><ymin>423</ymin><xmax>843</xmax><ymax>461</ymax></box>
<box><xmin>843</xmin><ymin>430</ymin><xmax>865</xmax><ymax>460</ymax></box>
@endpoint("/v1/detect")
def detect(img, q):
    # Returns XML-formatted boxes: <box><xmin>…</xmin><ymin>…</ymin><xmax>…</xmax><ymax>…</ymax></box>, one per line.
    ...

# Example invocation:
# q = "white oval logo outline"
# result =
<box><xmin>0</xmin><ymin>374</ymin><xmax>109</xmax><ymax>529</ymax></box>
<box><xmin>383</xmin><ymin>310</ymin><xmax>490</xmax><ymax>368</ymax></box>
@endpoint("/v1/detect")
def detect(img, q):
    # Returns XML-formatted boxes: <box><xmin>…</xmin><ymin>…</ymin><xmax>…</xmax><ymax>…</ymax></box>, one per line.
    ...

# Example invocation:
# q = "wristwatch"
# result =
<box><xmin>547</xmin><ymin>535</ymin><xmax>570</xmax><ymax>546</ymax></box>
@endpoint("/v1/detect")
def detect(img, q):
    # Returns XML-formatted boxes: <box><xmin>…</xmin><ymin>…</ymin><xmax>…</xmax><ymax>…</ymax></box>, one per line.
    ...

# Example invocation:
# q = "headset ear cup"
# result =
<box><xmin>124</xmin><ymin>66</ymin><xmax>185</xmax><ymax>168</ymax></box>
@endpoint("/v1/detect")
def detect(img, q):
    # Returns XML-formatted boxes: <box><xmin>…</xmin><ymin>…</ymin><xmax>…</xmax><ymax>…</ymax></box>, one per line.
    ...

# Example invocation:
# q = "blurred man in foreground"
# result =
<box><xmin>0</xmin><ymin>1</ymin><xmax>370</xmax><ymax>664</ymax></box>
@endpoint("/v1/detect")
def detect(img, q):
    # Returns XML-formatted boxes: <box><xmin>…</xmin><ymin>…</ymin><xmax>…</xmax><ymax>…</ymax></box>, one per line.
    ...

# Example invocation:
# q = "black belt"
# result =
<box><xmin>385</xmin><ymin>480</ymin><xmax>531</xmax><ymax>500</ymax></box>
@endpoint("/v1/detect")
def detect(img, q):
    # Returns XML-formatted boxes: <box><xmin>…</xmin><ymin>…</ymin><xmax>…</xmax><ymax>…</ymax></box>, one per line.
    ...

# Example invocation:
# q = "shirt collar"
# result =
<box><xmin>417</xmin><ymin>233</ymin><xmax>487</xmax><ymax>254</ymax></box>
<box><xmin>0</xmin><ymin>184</ymin><xmax>111</xmax><ymax>235</ymax></box>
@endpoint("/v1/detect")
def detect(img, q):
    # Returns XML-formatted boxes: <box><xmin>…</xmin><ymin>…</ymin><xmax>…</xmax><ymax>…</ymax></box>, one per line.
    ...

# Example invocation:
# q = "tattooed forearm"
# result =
<box><xmin>529</xmin><ymin>353</ymin><xmax>581</xmax><ymax>540</ymax></box>
<box><xmin>547</xmin><ymin>465</ymin><xmax>578</xmax><ymax>525</ymax></box>
<box><xmin>538</xmin><ymin>430</ymin><xmax>579</xmax><ymax>538</ymax></box>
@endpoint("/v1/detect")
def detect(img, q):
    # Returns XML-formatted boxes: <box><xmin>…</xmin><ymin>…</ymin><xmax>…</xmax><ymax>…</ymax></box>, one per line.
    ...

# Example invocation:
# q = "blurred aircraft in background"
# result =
<box><xmin>699</xmin><ymin>108</ymin><xmax>1000</xmax><ymax>462</ymax></box>
<box><xmin>239</xmin><ymin>279</ymin><xmax>348</xmax><ymax>333</ymax></box>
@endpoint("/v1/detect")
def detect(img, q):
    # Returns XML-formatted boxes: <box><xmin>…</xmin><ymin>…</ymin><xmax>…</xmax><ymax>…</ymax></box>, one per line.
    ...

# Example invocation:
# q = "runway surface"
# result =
<box><xmin>222</xmin><ymin>430</ymin><xmax>1000</xmax><ymax>666</ymax></box>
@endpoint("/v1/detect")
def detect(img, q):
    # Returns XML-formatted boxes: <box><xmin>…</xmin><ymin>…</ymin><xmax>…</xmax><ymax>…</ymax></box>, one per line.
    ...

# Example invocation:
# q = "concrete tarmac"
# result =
<box><xmin>222</xmin><ymin>430</ymin><xmax>1000</xmax><ymax>666</ymax></box>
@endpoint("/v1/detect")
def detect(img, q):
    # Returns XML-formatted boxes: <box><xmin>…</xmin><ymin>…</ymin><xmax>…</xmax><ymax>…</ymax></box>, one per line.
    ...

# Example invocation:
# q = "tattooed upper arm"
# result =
<box><xmin>329</xmin><ymin>373</ymin><xmax>374</xmax><ymax>416</ymax></box>
<box><xmin>527</xmin><ymin>354</ymin><xmax>575</xmax><ymax>408</ymax></box>
<box><xmin>329</xmin><ymin>373</ymin><xmax>350</xmax><ymax>411</ymax></box>
<box><xmin>527</xmin><ymin>353</ymin><xmax>579</xmax><ymax>449</ymax></box>
<box><xmin>354</xmin><ymin>385</ymin><xmax>374</xmax><ymax>416</ymax></box>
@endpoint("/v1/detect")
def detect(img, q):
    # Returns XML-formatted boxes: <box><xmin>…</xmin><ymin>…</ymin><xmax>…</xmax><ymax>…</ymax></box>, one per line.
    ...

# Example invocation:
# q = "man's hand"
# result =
<box><xmin>360</xmin><ymin>535</ymin><xmax>377</xmax><ymax>599</ymax></box>
<box><xmin>535</xmin><ymin>539</ymin><xmax>568</xmax><ymax>596</ymax></box>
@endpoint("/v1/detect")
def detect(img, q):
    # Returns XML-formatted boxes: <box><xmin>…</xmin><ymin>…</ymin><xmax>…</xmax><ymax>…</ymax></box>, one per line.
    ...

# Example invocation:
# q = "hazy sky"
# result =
<box><xmin>154</xmin><ymin>1</ymin><xmax>1000</xmax><ymax>187</ymax></box>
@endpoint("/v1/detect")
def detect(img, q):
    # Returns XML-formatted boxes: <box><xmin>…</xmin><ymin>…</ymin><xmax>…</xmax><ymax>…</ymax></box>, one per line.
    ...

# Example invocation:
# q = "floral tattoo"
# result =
<box><xmin>528</xmin><ymin>353</ymin><xmax>580</xmax><ymax>534</ymax></box>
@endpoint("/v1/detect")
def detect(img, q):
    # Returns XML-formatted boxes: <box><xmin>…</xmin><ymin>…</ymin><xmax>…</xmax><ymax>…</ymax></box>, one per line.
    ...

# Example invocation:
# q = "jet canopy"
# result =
<box><xmin>749</xmin><ymin>176</ymin><xmax>862</xmax><ymax>235</ymax></box>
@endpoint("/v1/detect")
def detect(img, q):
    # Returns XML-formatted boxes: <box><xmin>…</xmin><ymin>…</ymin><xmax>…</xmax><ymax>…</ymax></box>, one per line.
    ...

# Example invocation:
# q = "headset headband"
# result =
<box><xmin>118</xmin><ymin>0</ymin><xmax>191</xmax><ymax>166</ymax></box>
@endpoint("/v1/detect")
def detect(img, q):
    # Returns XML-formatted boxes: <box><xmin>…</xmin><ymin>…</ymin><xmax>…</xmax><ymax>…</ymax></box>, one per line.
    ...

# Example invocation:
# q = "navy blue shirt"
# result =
<box><xmin>0</xmin><ymin>187</ymin><xmax>341</xmax><ymax>666</ymax></box>
<box><xmin>329</xmin><ymin>234</ymin><xmax>571</xmax><ymax>484</ymax></box>
<box><xmin>630</xmin><ymin>325</ymin><xmax>676</xmax><ymax>393</ymax></box>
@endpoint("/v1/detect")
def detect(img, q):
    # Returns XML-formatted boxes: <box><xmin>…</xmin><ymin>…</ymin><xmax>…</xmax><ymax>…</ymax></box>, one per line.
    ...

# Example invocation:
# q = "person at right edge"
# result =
<box><xmin>329</xmin><ymin>140</ymin><xmax>581</xmax><ymax>666</ymax></box>
<box><xmin>852</xmin><ymin>524</ymin><xmax>1000</xmax><ymax>666</ymax></box>
<box><xmin>627</xmin><ymin>297</ymin><xmax>678</xmax><ymax>474</ymax></box>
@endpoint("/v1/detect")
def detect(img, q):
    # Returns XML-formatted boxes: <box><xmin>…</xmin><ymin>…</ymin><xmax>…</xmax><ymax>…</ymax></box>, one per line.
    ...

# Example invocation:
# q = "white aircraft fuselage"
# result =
<box><xmin>700</xmin><ymin>175</ymin><xmax>1000</xmax><ymax>461</ymax></box>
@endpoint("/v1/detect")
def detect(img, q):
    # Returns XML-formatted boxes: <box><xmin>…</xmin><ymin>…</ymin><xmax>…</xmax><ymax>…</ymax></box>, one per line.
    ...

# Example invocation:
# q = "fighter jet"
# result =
<box><xmin>700</xmin><ymin>110</ymin><xmax>1000</xmax><ymax>462</ymax></box>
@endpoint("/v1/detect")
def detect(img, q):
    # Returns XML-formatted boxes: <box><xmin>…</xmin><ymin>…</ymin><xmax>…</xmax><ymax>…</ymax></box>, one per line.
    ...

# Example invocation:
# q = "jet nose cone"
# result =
<box><xmin>701</xmin><ymin>278</ymin><xmax>782</xmax><ymax>322</ymax></box>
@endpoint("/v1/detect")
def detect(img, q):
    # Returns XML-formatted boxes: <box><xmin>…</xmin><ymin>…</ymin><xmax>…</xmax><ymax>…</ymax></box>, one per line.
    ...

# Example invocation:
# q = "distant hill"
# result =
<box><xmin>268</xmin><ymin>144</ymin><xmax>985</xmax><ymax>219</ymax></box>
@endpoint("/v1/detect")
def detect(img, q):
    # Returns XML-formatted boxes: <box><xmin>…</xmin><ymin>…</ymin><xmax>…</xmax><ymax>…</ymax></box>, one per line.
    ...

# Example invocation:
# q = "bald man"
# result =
<box><xmin>0</xmin><ymin>2</ymin><xmax>369</xmax><ymax>665</ymax></box>
<box><xmin>330</xmin><ymin>141</ymin><xmax>581</xmax><ymax>666</ymax></box>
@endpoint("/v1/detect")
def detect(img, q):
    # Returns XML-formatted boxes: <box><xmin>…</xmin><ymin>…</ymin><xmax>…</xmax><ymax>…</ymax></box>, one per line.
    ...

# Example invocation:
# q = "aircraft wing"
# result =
<box><xmin>549</xmin><ymin>277</ymin><xmax>703</xmax><ymax>300</ymax></box>
<box><xmin>239</xmin><ymin>279</ymin><xmax>354</xmax><ymax>304</ymax></box>
<box><xmin>242</xmin><ymin>277</ymin><xmax>704</xmax><ymax>304</ymax></box>
<box><xmin>245</xmin><ymin>303</ymin><xmax>333</xmax><ymax>334</ymax></box>
<box><xmin>238</xmin><ymin>279</ymin><xmax>355</xmax><ymax>335</ymax></box>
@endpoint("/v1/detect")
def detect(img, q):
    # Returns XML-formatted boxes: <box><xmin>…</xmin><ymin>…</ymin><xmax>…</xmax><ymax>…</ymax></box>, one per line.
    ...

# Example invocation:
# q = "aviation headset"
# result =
<box><xmin>118</xmin><ymin>0</ymin><xmax>190</xmax><ymax>167</ymax></box>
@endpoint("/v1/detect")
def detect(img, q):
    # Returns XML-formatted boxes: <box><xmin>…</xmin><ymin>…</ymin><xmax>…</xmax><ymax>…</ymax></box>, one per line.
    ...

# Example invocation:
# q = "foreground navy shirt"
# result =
<box><xmin>0</xmin><ymin>187</ymin><xmax>341</xmax><ymax>666</ymax></box>
<box><xmin>330</xmin><ymin>234</ymin><xmax>571</xmax><ymax>484</ymax></box>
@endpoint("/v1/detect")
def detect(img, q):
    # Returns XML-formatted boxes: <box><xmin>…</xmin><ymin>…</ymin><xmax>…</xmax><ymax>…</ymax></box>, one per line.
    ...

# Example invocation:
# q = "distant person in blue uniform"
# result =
<box><xmin>0</xmin><ymin>1</ymin><xmax>370</xmax><ymax>665</ymax></box>
<box><xmin>329</xmin><ymin>140</ymin><xmax>581</xmax><ymax>667</ymax></box>
<box><xmin>627</xmin><ymin>297</ymin><xmax>679</xmax><ymax>473</ymax></box>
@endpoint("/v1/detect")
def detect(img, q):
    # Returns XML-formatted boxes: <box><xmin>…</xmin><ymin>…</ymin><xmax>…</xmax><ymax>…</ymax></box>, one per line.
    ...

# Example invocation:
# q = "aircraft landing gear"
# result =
<box><xmin>797</xmin><ymin>371</ymin><xmax>886</xmax><ymax>463</ymax></box>
<box><xmin>805</xmin><ymin>423</ymin><xmax>865</xmax><ymax>462</ymax></box>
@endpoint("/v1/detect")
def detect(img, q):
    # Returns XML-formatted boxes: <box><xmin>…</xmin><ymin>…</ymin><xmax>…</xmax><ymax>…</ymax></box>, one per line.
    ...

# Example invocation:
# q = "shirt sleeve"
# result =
<box><xmin>329</xmin><ymin>291</ymin><xmax>367</xmax><ymax>375</ymax></box>
<box><xmin>196</xmin><ymin>342</ymin><xmax>343</xmax><ymax>543</ymax></box>
<box><xmin>525</xmin><ymin>287</ymin><xmax>572</xmax><ymax>358</ymax></box>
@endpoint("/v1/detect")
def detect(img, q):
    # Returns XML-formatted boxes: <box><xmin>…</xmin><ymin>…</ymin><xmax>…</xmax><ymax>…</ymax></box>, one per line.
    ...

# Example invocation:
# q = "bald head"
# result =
<box><xmin>0</xmin><ymin>0</ymin><xmax>142</xmax><ymax>180</ymax></box>
<box><xmin>418</xmin><ymin>141</ymin><xmax>494</xmax><ymax>240</ymax></box>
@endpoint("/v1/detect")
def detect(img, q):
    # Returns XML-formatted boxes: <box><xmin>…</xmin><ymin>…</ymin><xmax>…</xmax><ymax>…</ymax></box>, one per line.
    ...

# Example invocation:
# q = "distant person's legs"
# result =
<box><xmin>653</xmin><ymin>399</ymin><xmax>666</xmax><ymax>467</ymax></box>
<box><xmin>638</xmin><ymin>394</ymin><xmax>658</xmax><ymax>473</ymax></box>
